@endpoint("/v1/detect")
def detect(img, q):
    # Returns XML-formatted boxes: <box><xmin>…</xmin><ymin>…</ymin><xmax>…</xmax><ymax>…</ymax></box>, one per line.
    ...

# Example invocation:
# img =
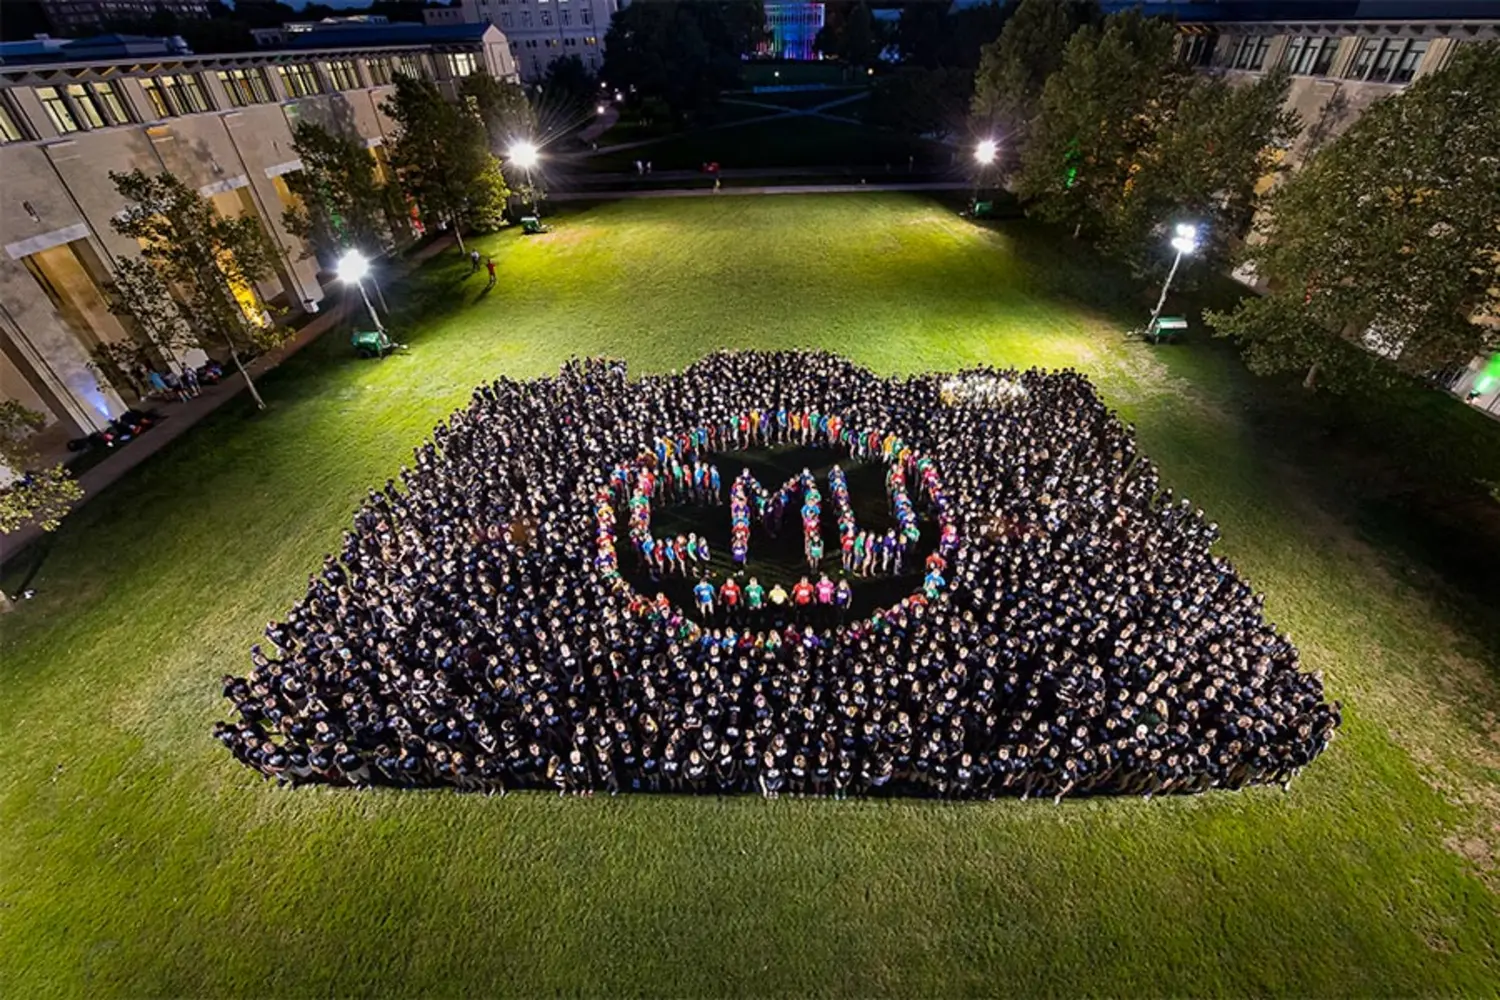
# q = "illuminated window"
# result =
<box><xmin>1347</xmin><ymin>38</ymin><xmax>1426</xmax><ymax>83</ymax></box>
<box><xmin>323</xmin><ymin>59</ymin><xmax>361</xmax><ymax>91</ymax></box>
<box><xmin>0</xmin><ymin>95</ymin><xmax>29</xmax><ymax>143</ymax></box>
<box><xmin>447</xmin><ymin>52</ymin><xmax>478</xmax><ymax>77</ymax></box>
<box><xmin>277</xmin><ymin>63</ymin><xmax>323</xmax><ymax>98</ymax></box>
<box><xmin>1389</xmin><ymin>39</ymin><xmax>1429</xmax><ymax>83</ymax></box>
<box><xmin>63</xmin><ymin>84</ymin><xmax>106</xmax><ymax>128</ymax></box>
<box><xmin>393</xmin><ymin>55</ymin><xmax>426</xmax><ymax>80</ymax></box>
<box><xmin>366</xmin><ymin>57</ymin><xmax>393</xmax><ymax>86</ymax></box>
<box><xmin>36</xmin><ymin>86</ymin><xmax>81</xmax><ymax>133</ymax></box>
<box><xmin>139</xmin><ymin>78</ymin><xmax>171</xmax><ymax>118</ymax></box>
<box><xmin>217</xmin><ymin>68</ymin><xmax>273</xmax><ymax>107</ymax></box>
<box><xmin>90</xmin><ymin>81</ymin><xmax>132</xmax><ymax>123</ymax></box>
<box><xmin>1231</xmin><ymin>35</ymin><xmax>1271</xmax><ymax>71</ymax></box>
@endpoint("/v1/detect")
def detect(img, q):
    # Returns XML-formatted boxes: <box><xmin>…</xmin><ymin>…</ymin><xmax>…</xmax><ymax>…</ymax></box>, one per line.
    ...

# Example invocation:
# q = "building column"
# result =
<box><xmin>0</xmin><ymin>289</ymin><xmax>120</xmax><ymax>434</ymax></box>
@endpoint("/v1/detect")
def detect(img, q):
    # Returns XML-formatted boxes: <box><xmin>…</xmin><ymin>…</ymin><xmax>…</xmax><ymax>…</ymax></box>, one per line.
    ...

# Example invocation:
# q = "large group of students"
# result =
<box><xmin>216</xmin><ymin>351</ymin><xmax>1340</xmax><ymax>801</ymax></box>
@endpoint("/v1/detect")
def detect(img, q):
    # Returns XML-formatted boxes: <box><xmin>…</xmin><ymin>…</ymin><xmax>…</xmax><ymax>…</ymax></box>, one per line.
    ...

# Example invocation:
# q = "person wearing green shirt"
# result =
<box><xmin>745</xmin><ymin>577</ymin><xmax>765</xmax><ymax>611</ymax></box>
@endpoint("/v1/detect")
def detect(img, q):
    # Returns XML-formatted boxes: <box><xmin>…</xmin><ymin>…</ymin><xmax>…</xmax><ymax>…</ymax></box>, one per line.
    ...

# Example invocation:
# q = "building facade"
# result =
<box><xmin>0</xmin><ymin>26</ymin><xmax>517</xmax><ymax>451</ymax></box>
<box><xmin>425</xmin><ymin>0</ymin><xmax>619</xmax><ymax>82</ymax></box>
<box><xmin>38</xmin><ymin>0</ymin><xmax>212</xmax><ymax>37</ymax></box>
<box><xmin>762</xmin><ymin>3</ymin><xmax>826</xmax><ymax>61</ymax></box>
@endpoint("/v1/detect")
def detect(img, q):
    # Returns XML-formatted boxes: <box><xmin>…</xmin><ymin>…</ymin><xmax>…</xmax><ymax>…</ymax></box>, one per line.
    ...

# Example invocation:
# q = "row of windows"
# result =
<box><xmin>512</xmin><ymin>36</ymin><xmax>598</xmax><ymax>51</ymax></box>
<box><xmin>35</xmin><ymin>81</ymin><xmax>133</xmax><ymax>134</ymax></box>
<box><xmin>498</xmin><ymin>6</ymin><xmax>593</xmax><ymax>28</ymax></box>
<box><xmin>1213</xmin><ymin>33</ymin><xmax>1432</xmax><ymax>83</ymax></box>
<box><xmin>0</xmin><ymin>50</ymin><xmax>489</xmax><ymax>142</ymax></box>
<box><xmin>1347</xmin><ymin>37</ymin><xmax>1428</xmax><ymax>84</ymax></box>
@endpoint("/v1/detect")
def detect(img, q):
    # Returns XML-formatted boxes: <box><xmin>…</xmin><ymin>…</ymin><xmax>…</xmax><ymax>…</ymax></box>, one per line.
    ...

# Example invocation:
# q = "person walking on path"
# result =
<box><xmin>469</xmin><ymin>249</ymin><xmax>481</xmax><ymax>274</ymax></box>
<box><xmin>486</xmin><ymin>257</ymin><xmax>497</xmax><ymax>289</ymax></box>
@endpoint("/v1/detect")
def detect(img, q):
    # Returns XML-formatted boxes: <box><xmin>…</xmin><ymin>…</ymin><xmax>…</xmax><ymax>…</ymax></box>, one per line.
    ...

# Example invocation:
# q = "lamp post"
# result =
<box><xmin>1146</xmin><ymin>223</ymin><xmax>1198</xmax><ymax>342</ymax></box>
<box><xmin>508</xmin><ymin>140</ymin><xmax>539</xmax><ymax>215</ymax></box>
<box><xmin>337</xmin><ymin>248</ymin><xmax>384</xmax><ymax>334</ymax></box>
<box><xmin>971</xmin><ymin>139</ymin><xmax>998</xmax><ymax>210</ymax></box>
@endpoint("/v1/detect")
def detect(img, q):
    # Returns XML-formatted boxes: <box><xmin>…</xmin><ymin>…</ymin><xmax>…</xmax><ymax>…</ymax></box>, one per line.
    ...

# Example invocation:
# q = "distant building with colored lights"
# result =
<box><xmin>763</xmin><ymin>3</ymin><xmax>826</xmax><ymax>61</ymax></box>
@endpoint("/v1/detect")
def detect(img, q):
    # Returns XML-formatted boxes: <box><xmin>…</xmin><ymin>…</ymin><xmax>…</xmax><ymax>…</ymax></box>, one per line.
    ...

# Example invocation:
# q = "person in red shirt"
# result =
<box><xmin>792</xmin><ymin>576</ymin><xmax>815</xmax><ymax>608</ymax></box>
<box><xmin>720</xmin><ymin>576</ymin><xmax>741</xmax><ymax>617</ymax></box>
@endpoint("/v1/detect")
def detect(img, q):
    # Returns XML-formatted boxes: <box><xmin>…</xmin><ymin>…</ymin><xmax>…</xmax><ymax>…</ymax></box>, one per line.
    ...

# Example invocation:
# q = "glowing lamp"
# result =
<box><xmin>508</xmin><ymin>141</ymin><xmax>539</xmax><ymax>169</ymax></box>
<box><xmin>336</xmin><ymin>249</ymin><xmax>370</xmax><ymax>283</ymax></box>
<box><xmin>975</xmin><ymin>139</ymin><xmax>998</xmax><ymax>166</ymax></box>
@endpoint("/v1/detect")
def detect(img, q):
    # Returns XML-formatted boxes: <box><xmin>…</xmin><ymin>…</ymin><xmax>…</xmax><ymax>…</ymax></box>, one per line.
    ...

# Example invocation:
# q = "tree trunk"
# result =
<box><xmin>452</xmin><ymin>221</ymin><xmax>465</xmax><ymax>254</ymax></box>
<box><xmin>0</xmin><ymin>590</ymin><xmax>13</xmax><ymax>614</ymax></box>
<box><xmin>1303</xmin><ymin>362</ymin><xmax>1320</xmax><ymax>390</ymax></box>
<box><xmin>1072</xmin><ymin>222</ymin><xmax>1083</xmax><ymax>239</ymax></box>
<box><xmin>226</xmin><ymin>338</ymin><xmax>265</xmax><ymax>410</ymax></box>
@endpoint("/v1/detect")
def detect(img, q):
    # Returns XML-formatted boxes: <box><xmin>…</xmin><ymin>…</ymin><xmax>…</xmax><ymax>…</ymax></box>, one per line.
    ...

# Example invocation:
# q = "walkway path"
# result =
<box><xmin>0</xmin><ymin>236</ymin><xmax>457</xmax><ymax>567</ymax></box>
<box><xmin>552</xmin><ymin>181</ymin><xmax>970</xmax><ymax>201</ymax></box>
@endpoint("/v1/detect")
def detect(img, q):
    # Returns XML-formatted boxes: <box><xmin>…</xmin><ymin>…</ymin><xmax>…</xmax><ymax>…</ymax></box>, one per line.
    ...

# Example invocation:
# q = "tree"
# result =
<box><xmin>1209</xmin><ymin>43</ymin><xmax>1500</xmax><ymax>391</ymax></box>
<box><xmin>817</xmin><ymin>1</ymin><xmax>881</xmax><ymax>69</ymax></box>
<box><xmin>110</xmin><ymin>169</ymin><xmax>281</xmax><ymax>409</ymax></box>
<box><xmin>106</xmin><ymin>255</ymin><xmax>199</xmax><ymax>368</ymax></box>
<box><xmin>1015</xmin><ymin>11</ymin><xmax>1189</xmax><ymax>242</ymax></box>
<box><xmin>383</xmin><ymin>74</ymin><xmax>510</xmax><ymax>251</ymax></box>
<box><xmin>461</xmin><ymin>73</ymin><xmax>538</xmax><ymax>150</ymax></box>
<box><xmin>971</xmin><ymin>0</ymin><xmax>1098</xmax><ymax>138</ymax></box>
<box><xmin>603</xmin><ymin>1</ymin><xmax>765</xmax><ymax>120</ymax></box>
<box><xmin>282</xmin><ymin>121</ymin><xmax>391</xmax><ymax>263</ymax></box>
<box><xmin>539</xmin><ymin>55</ymin><xmax>598</xmax><ymax>134</ymax></box>
<box><xmin>1106</xmin><ymin>68</ymin><xmax>1299</xmax><ymax>274</ymax></box>
<box><xmin>865</xmin><ymin>67</ymin><xmax>971</xmax><ymax>139</ymax></box>
<box><xmin>0</xmin><ymin>400</ymin><xmax>84</xmax><ymax>543</ymax></box>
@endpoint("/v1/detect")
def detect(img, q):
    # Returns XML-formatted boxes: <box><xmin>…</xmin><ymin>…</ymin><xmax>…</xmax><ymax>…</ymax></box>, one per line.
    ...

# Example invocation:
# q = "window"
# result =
<box><xmin>1178</xmin><ymin>34</ymin><xmax>1214</xmax><ymax>68</ymax></box>
<box><xmin>1310</xmin><ymin>37</ymin><xmax>1338</xmax><ymax>76</ymax></box>
<box><xmin>217</xmin><ymin>68</ymin><xmax>273</xmax><ymax>107</ymax></box>
<box><xmin>581</xmin><ymin>7</ymin><xmax>591</xmax><ymax>24</ymax></box>
<box><xmin>366</xmin><ymin>57</ymin><xmax>393</xmax><ymax>86</ymax></box>
<box><xmin>585</xmin><ymin>35</ymin><xmax>597</xmax><ymax>46</ymax></box>
<box><xmin>1347</xmin><ymin>38</ymin><xmax>1426</xmax><ymax>83</ymax></box>
<box><xmin>447</xmin><ymin>52</ymin><xmax>478</xmax><ymax>77</ymax></box>
<box><xmin>36</xmin><ymin>86</ymin><xmax>81</xmax><ymax>133</ymax></box>
<box><xmin>1231</xmin><ymin>34</ymin><xmax>1271</xmax><ymax>71</ymax></box>
<box><xmin>1390</xmin><ymin>39</ymin><xmax>1428</xmax><ymax>83</ymax></box>
<box><xmin>521</xmin><ymin>10</ymin><xmax>532</xmax><ymax>27</ymax></box>
<box><xmin>541</xmin><ymin>8</ymin><xmax>553</xmax><ymax>26</ymax></box>
<box><xmin>1283</xmin><ymin>36</ymin><xmax>1336</xmax><ymax>76</ymax></box>
<box><xmin>0</xmin><ymin>95</ymin><xmax>29</xmax><ymax>143</ymax></box>
<box><xmin>394</xmin><ymin>55</ymin><xmax>425</xmax><ymax>80</ymax></box>
<box><xmin>323</xmin><ymin>59</ymin><xmax>361</xmax><ymax>91</ymax></box>
<box><xmin>90</xmin><ymin>81</ymin><xmax>132</xmax><ymax>123</ymax></box>
<box><xmin>501</xmin><ymin>11</ymin><xmax>512</xmax><ymax>27</ymax></box>
<box><xmin>139</xmin><ymin>78</ymin><xmax>171</xmax><ymax>118</ymax></box>
<box><xmin>277</xmin><ymin>63</ymin><xmax>323</xmax><ymax>98</ymax></box>
<box><xmin>561</xmin><ymin>9</ymin><xmax>570</xmax><ymax>25</ymax></box>
<box><xmin>149</xmin><ymin>73</ymin><xmax>213</xmax><ymax>114</ymax></box>
<box><xmin>63</xmin><ymin>84</ymin><xmax>107</xmax><ymax>128</ymax></box>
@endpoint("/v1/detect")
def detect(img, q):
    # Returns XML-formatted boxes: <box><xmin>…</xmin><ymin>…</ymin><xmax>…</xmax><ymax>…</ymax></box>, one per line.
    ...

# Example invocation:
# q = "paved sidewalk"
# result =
<box><xmin>553</xmin><ymin>181</ymin><xmax>970</xmax><ymax>201</ymax></box>
<box><xmin>1</xmin><ymin>236</ymin><xmax>457</xmax><ymax>567</ymax></box>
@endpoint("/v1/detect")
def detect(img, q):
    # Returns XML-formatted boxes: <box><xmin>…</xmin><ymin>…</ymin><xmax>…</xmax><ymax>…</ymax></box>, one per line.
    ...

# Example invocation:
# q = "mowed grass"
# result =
<box><xmin>2</xmin><ymin>194</ymin><xmax>1499</xmax><ymax>998</ymax></box>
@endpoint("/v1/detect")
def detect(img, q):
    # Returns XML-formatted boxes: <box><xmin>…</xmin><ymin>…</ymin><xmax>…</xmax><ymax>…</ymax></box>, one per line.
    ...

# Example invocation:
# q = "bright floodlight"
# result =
<box><xmin>508</xmin><ymin>141</ymin><xmax>539</xmax><ymax>169</ymax></box>
<box><xmin>1171</xmin><ymin>222</ymin><xmax>1199</xmax><ymax>256</ymax></box>
<box><xmin>975</xmin><ymin>139</ymin><xmax>998</xmax><ymax>165</ymax></box>
<box><xmin>336</xmin><ymin>248</ymin><xmax>369</xmax><ymax>283</ymax></box>
<box><xmin>596</xmin><ymin>103</ymin><xmax>607</xmax><ymax>115</ymax></box>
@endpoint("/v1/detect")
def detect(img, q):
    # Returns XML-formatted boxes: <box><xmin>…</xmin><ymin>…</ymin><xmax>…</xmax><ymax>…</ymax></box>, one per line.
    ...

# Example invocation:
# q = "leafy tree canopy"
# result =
<box><xmin>971</xmin><ymin>0</ymin><xmax>1099</xmax><ymax>136</ymax></box>
<box><xmin>1210</xmin><ymin>42</ymin><xmax>1500</xmax><ymax>390</ymax></box>
<box><xmin>602</xmin><ymin>1</ymin><xmax>765</xmax><ymax>120</ymax></box>
<box><xmin>282</xmin><ymin>120</ymin><xmax>391</xmax><ymax>263</ymax></box>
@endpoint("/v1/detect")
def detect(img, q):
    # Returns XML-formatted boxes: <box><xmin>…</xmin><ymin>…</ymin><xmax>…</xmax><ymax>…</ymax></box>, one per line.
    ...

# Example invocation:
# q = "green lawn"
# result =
<box><xmin>2</xmin><ymin>194</ymin><xmax>1498</xmax><ymax>998</ymax></box>
<box><xmin>588</xmin><ymin>115</ymin><xmax>948</xmax><ymax>172</ymax></box>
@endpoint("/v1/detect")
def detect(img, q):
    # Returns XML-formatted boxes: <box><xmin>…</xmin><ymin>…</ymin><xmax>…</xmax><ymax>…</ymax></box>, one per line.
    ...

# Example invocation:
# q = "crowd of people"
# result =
<box><xmin>216</xmin><ymin>351</ymin><xmax>1340</xmax><ymax>801</ymax></box>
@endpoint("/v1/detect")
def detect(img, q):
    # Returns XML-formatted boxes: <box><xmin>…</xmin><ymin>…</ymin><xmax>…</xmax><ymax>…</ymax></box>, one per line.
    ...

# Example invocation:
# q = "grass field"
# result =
<box><xmin>3</xmin><ymin>194</ymin><xmax>1499</xmax><ymax>997</ymax></box>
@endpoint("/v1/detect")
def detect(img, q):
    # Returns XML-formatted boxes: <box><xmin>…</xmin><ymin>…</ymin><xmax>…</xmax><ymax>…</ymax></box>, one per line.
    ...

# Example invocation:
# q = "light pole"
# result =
<box><xmin>508</xmin><ymin>140</ymin><xmax>539</xmax><ymax>216</ymax></box>
<box><xmin>972</xmin><ymin>139</ymin><xmax>998</xmax><ymax>209</ymax></box>
<box><xmin>337</xmin><ymin>248</ymin><xmax>384</xmax><ymax>334</ymax></box>
<box><xmin>1146</xmin><ymin>223</ymin><xmax>1199</xmax><ymax>342</ymax></box>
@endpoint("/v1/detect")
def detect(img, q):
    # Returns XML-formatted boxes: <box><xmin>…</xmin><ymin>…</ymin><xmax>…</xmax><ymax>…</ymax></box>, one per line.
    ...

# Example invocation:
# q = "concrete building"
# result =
<box><xmin>37</xmin><ymin>0</ymin><xmax>212</xmax><ymax>37</ymax></box>
<box><xmin>0</xmin><ymin>25</ymin><xmax>517</xmax><ymax>451</ymax></box>
<box><xmin>425</xmin><ymin>0</ymin><xmax>620</xmax><ymax>81</ymax></box>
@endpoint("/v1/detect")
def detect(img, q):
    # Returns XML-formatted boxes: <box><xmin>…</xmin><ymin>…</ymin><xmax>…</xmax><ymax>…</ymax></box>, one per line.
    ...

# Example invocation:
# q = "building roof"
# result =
<box><xmin>0</xmin><ymin>32</ymin><xmax>191</xmax><ymax>66</ymax></box>
<box><xmin>275</xmin><ymin>22</ymin><xmax>495</xmax><ymax>50</ymax></box>
<box><xmin>1102</xmin><ymin>1</ymin><xmax>1500</xmax><ymax>22</ymax></box>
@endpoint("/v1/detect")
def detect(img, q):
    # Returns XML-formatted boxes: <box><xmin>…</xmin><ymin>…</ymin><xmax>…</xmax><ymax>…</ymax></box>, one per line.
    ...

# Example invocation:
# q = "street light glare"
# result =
<box><xmin>509</xmin><ymin>141</ymin><xmax>540</xmax><ymax>169</ymax></box>
<box><xmin>337</xmin><ymin>249</ymin><xmax>370</xmax><ymax>283</ymax></box>
<box><xmin>975</xmin><ymin>139</ymin><xmax>999</xmax><ymax>165</ymax></box>
<box><xmin>1171</xmin><ymin>222</ymin><xmax>1200</xmax><ymax>255</ymax></box>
